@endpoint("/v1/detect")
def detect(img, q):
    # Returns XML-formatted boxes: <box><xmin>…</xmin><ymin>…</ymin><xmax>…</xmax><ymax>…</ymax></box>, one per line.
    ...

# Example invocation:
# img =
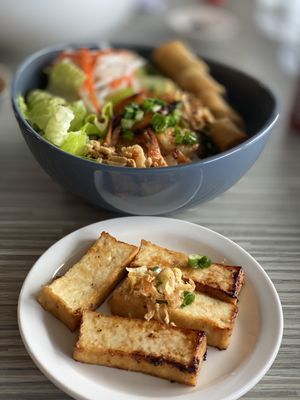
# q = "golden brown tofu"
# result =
<box><xmin>131</xmin><ymin>240</ymin><xmax>244</xmax><ymax>304</ymax></box>
<box><xmin>74</xmin><ymin>311</ymin><xmax>207</xmax><ymax>386</ymax></box>
<box><xmin>109</xmin><ymin>279</ymin><xmax>238</xmax><ymax>350</ymax></box>
<box><xmin>37</xmin><ymin>232</ymin><xmax>138</xmax><ymax>331</ymax></box>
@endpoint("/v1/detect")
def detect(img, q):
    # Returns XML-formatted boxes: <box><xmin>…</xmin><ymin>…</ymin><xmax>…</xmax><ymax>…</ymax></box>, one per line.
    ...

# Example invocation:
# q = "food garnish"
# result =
<box><xmin>126</xmin><ymin>265</ymin><xmax>195</xmax><ymax>323</ymax></box>
<box><xmin>188</xmin><ymin>254</ymin><xmax>212</xmax><ymax>269</ymax></box>
<box><xmin>181</xmin><ymin>291</ymin><xmax>196</xmax><ymax>307</ymax></box>
<box><xmin>18</xmin><ymin>42</ymin><xmax>247</xmax><ymax>167</ymax></box>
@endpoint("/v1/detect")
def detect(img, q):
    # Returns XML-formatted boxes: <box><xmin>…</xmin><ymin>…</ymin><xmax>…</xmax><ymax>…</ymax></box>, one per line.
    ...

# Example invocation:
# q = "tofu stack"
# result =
<box><xmin>110</xmin><ymin>240</ymin><xmax>244</xmax><ymax>350</ymax></box>
<box><xmin>131</xmin><ymin>240</ymin><xmax>244</xmax><ymax>304</ymax></box>
<box><xmin>37</xmin><ymin>233</ymin><xmax>245</xmax><ymax>386</ymax></box>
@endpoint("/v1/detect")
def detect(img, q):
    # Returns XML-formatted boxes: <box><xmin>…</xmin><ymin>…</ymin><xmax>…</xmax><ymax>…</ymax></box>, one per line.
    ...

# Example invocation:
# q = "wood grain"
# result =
<box><xmin>0</xmin><ymin>2</ymin><xmax>300</xmax><ymax>398</ymax></box>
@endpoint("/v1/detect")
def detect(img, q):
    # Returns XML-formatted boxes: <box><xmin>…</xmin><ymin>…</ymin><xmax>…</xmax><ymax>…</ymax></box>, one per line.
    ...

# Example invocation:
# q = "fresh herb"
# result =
<box><xmin>156</xmin><ymin>299</ymin><xmax>168</xmax><ymax>305</ymax></box>
<box><xmin>175</xmin><ymin>127</ymin><xmax>198</xmax><ymax>145</ymax></box>
<box><xmin>142</xmin><ymin>98</ymin><xmax>165</xmax><ymax>112</ymax></box>
<box><xmin>121</xmin><ymin>103</ymin><xmax>144</xmax><ymax>131</ymax></box>
<box><xmin>123</xmin><ymin>130</ymin><xmax>134</xmax><ymax>141</ymax></box>
<box><xmin>168</xmin><ymin>109</ymin><xmax>181</xmax><ymax>127</ymax></box>
<box><xmin>135</xmin><ymin>109</ymin><xmax>144</xmax><ymax>121</ymax></box>
<box><xmin>152</xmin><ymin>266</ymin><xmax>161</xmax><ymax>273</ymax></box>
<box><xmin>123</xmin><ymin>103</ymin><xmax>140</xmax><ymax>119</ymax></box>
<box><xmin>151</xmin><ymin>113</ymin><xmax>169</xmax><ymax>132</ymax></box>
<box><xmin>181</xmin><ymin>291</ymin><xmax>196</xmax><ymax>307</ymax></box>
<box><xmin>121</xmin><ymin>118</ymin><xmax>135</xmax><ymax>130</ymax></box>
<box><xmin>188</xmin><ymin>254</ymin><xmax>212</xmax><ymax>269</ymax></box>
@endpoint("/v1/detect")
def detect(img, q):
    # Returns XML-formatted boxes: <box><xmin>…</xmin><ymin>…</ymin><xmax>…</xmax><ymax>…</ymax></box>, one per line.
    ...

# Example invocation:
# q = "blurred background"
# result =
<box><xmin>0</xmin><ymin>0</ymin><xmax>299</xmax><ymax>133</ymax></box>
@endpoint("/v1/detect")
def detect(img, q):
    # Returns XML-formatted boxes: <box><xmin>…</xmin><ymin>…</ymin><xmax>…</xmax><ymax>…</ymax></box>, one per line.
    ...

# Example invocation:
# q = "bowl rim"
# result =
<box><xmin>11</xmin><ymin>42</ymin><xmax>279</xmax><ymax>173</ymax></box>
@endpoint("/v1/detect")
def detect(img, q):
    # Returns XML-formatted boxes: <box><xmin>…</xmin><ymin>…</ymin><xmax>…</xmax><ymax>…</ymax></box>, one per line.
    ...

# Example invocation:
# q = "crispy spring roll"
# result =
<box><xmin>152</xmin><ymin>40</ymin><xmax>245</xmax><ymax>129</ymax></box>
<box><xmin>200</xmin><ymin>91</ymin><xmax>244</xmax><ymax>128</ymax></box>
<box><xmin>152</xmin><ymin>40</ymin><xmax>208</xmax><ymax>74</ymax></box>
<box><xmin>152</xmin><ymin>40</ymin><xmax>225</xmax><ymax>95</ymax></box>
<box><xmin>209</xmin><ymin>118</ymin><xmax>247</xmax><ymax>152</ymax></box>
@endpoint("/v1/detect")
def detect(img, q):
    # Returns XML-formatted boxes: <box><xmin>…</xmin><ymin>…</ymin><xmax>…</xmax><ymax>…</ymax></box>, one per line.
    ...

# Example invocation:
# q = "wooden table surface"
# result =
<box><xmin>0</xmin><ymin>1</ymin><xmax>299</xmax><ymax>399</ymax></box>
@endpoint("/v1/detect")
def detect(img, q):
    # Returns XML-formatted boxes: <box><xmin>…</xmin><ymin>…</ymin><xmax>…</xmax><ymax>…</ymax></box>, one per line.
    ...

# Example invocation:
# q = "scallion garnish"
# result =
<box><xmin>123</xmin><ymin>130</ymin><xmax>134</xmax><ymax>140</ymax></box>
<box><xmin>151</xmin><ymin>113</ymin><xmax>169</xmax><ymax>132</ymax></box>
<box><xmin>142</xmin><ymin>98</ymin><xmax>165</xmax><ymax>112</ymax></box>
<box><xmin>175</xmin><ymin>127</ymin><xmax>198</xmax><ymax>145</ymax></box>
<box><xmin>181</xmin><ymin>291</ymin><xmax>195</xmax><ymax>307</ymax></box>
<box><xmin>188</xmin><ymin>254</ymin><xmax>212</xmax><ymax>269</ymax></box>
<box><xmin>152</xmin><ymin>266</ymin><xmax>161</xmax><ymax>273</ymax></box>
<box><xmin>122</xmin><ymin>103</ymin><xmax>144</xmax><ymax>128</ymax></box>
<box><xmin>121</xmin><ymin>118</ymin><xmax>135</xmax><ymax>130</ymax></box>
<box><xmin>168</xmin><ymin>109</ymin><xmax>181</xmax><ymax>127</ymax></box>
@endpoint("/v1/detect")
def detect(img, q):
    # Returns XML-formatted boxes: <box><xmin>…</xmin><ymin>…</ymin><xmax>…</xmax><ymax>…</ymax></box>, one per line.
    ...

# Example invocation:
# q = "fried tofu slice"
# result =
<box><xmin>73</xmin><ymin>311</ymin><xmax>207</xmax><ymax>386</ymax></box>
<box><xmin>37</xmin><ymin>232</ymin><xmax>138</xmax><ymax>331</ymax></box>
<box><xmin>131</xmin><ymin>240</ymin><xmax>244</xmax><ymax>304</ymax></box>
<box><xmin>109</xmin><ymin>278</ymin><xmax>237</xmax><ymax>350</ymax></box>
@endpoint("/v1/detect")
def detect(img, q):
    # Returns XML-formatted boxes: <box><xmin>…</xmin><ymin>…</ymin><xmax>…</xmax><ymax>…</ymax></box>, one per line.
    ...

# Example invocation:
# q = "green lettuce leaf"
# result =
<box><xmin>47</xmin><ymin>60</ymin><xmax>86</xmax><ymax>99</ymax></box>
<box><xmin>60</xmin><ymin>131</ymin><xmax>88</xmax><ymax>156</ymax></box>
<box><xmin>44</xmin><ymin>105</ymin><xmax>74</xmax><ymax>146</ymax></box>
<box><xmin>69</xmin><ymin>100</ymin><xmax>87</xmax><ymax>131</ymax></box>
<box><xmin>17</xmin><ymin>95</ymin><xmax>28</xmax><ymax>119</ymax></box>
<box><xmin>82</xmin><ymin>120</ymin><xmax>100</xmax><ymax>136</ymax></box>
<box><xmin>98</xmin><ymin>102</ymin><xmax>113</xmax><ymax>137</ymax></box>
<box><xmin>27</xmin><ymin>90</ymin><xmax>66</xmax><ymax>131</ymax></box>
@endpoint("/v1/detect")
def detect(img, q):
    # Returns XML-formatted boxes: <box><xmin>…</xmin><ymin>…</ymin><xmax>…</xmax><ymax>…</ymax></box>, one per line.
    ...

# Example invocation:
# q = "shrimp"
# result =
<box><xmin>173</xmin><ymin>149</ymin><xmax>190</xmax><ymax>164</ymax></box>
<box><xmin>143</xmin><ymin>130</ymin><xmax>168</xmax><ymax>167</ymax></box>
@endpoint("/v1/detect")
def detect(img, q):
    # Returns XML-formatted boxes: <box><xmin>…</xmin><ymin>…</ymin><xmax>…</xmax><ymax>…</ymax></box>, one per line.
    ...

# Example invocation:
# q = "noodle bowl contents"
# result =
<box><xmin>18</xmin><ymin>41</ymin><xmax>247</xmax><ymax>167</ymax></box>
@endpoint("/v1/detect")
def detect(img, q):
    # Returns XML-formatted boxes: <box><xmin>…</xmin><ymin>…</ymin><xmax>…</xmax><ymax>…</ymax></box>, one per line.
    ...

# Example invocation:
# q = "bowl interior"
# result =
<box><xmin>12</xmin><ymin>43</ymin><xmax>277</xmax><ymax>143</ymax></box>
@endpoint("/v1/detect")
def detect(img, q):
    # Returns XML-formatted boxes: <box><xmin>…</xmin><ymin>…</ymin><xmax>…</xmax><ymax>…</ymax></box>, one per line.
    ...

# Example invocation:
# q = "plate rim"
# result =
<box><xmin>17</xmin><ymin>216</ymin><xmax>284</xmax><ymax>400</ymax></box>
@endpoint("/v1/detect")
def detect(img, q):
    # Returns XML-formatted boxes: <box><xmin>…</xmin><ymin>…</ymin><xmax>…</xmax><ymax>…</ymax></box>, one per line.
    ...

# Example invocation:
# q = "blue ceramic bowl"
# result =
<box><xmin>11</xmin><ymin>44</ymin><xmax>278</xmax><ymax>215</ymax></box>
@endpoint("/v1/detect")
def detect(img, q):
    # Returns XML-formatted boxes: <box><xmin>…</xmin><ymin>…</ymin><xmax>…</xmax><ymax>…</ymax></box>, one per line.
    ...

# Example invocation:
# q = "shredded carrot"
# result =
<box><xmin>56</xmin><ymin>48</ymin><xmax>137</xmax><ymax>112</ymax></box>
<box><xmin>109</xmin><ymin>74</ymin><xmax>134</xmax><ymax>89</ymax></box>
<box><xmin>78</xmin><ymin>48</ymin><xmax>100</xmax><ymax>112</ymax></box>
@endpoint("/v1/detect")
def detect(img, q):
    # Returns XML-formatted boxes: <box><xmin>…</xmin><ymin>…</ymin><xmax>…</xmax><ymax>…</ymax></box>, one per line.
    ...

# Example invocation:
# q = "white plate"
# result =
<box><xmin>18</xmin><ymin>217</ymin><xmax>283</xmax><ymax>400</ymax></box>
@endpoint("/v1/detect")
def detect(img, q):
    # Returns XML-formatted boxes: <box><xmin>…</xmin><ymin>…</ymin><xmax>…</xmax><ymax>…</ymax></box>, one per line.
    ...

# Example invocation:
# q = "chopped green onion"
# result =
<box><xmin>152</xmin><ymin>113</ymin><xmax>169</xmax><ymax>132</ymax></box>
<box><xmin>168</xmin><ymin>109</ymin><xmax>181</xmax><ymax>127</ymax></box>
<box><xmin>152</xmin><ymin>266</ymin><xmax>161</xmax><ymax>273</ymax></box>
<box><xmin>135</xmin><ymin>109</ymin><xmax>144</xmax><ymax>121</ymax></box>
<box><xmin>181</xmin><ymin>291</ymin><xmax>196</xmax><ymax>307</ymax></box>
<box><xmin>188</xmin><ymin>254</ymin><xmax>212</xmax><ymax>269</ymax></box>
<box><xmin>123</xmin><ymin>130</ymin><xmax>134</xmax><ymax>141</ymax></box>
<box><xmin>122</xmin><ymin>103</ymin><xmax>144</xmax><ymax>128</ymax></box>
<box><xmin>121</xmin><ymin>118</ymin><xmax>135</xmax><ymax>130</ymax></box>
<box><xmin>142</xmin><ymin>98</ymin><xmax>165</xmax><ymax>112</ymax></box>
<box><xmin>156</xmin><ymin>299</ymin><xmax>168</xmax><ymax>305</ymax></box>
<box><xmin>175</xmin><ymin>127</ymin><xmax>198</xmax><ymax>145</ymax></box>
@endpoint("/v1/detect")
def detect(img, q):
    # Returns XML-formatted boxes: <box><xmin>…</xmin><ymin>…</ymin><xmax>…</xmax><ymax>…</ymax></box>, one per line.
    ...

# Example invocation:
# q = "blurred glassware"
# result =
<box><xmin>254</xmin><ymin>0</ymin><xmax>300</xmax><ymax>75</ymax></box>
<box><xmin>138</xmin><ymin>0</ymin><xmax>168</xmax><ymax>14</ymax></box>
<box><xmin>166</xmin><ymin>4</ymin><xmax>240</xmax><ymax>42</ymax></box>
<box><xmin>0</xmin><ymin>0</ymin><xmax>138</xmax><ymax>53</ymax></box>
<box><xmin>0</xmin><ymin>63</ymin><xmax>11</xmax><ymax>111</ymax></box>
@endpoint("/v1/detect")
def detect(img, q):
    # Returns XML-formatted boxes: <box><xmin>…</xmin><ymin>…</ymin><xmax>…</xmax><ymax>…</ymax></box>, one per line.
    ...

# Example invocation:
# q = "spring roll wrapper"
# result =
<box><xmin>209</xmin><ymin>118</ymin><xmax>247</xmax><ymax>152</ymax></box>
<box><xmin>152</xmin><ymin>41</ymin><xmax>225</xmax><ymax>95</ymax></box>
<box><xmin>200</xmin><ymin>91</ymin><xmax>244</xmax><ymax>128</ymax></box>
